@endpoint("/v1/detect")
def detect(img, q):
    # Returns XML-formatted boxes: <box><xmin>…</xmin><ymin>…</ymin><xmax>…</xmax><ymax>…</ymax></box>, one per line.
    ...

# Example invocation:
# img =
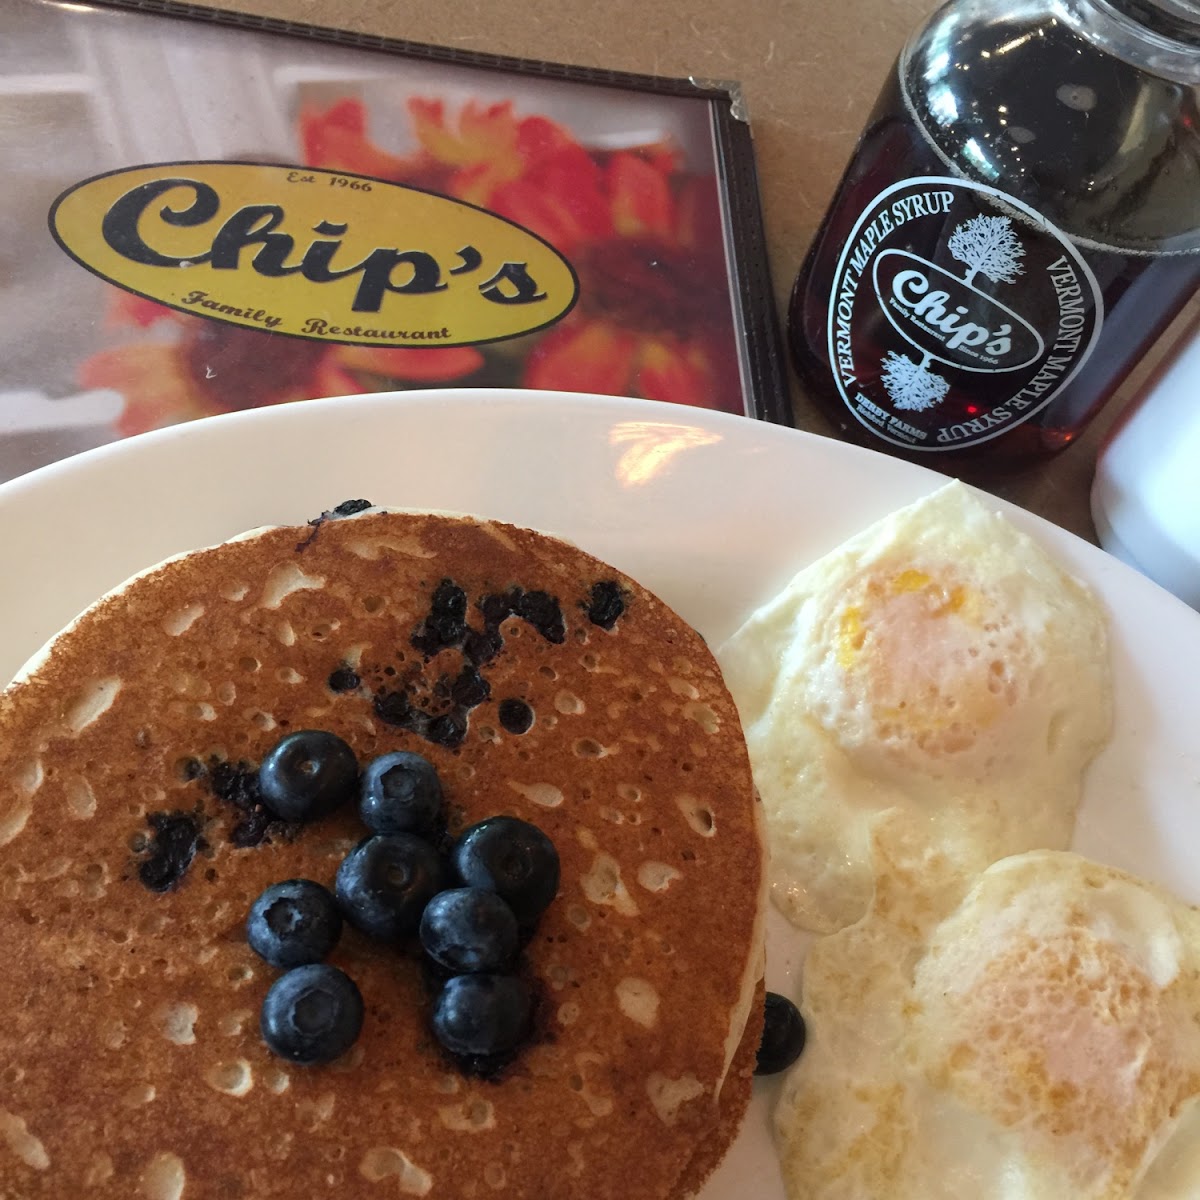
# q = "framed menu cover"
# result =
<box><xmin>0</xmin><ymin>0</ymin><xmax>791</xmax><ymax>483</ymax></box>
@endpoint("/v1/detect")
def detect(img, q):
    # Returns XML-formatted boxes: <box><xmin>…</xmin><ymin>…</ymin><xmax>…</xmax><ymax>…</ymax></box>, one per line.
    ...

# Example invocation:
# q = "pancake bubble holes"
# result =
<box><xmin>217</xmin><ymin>1008</ymin><xmax>253</xmax><ymax>1037</ymax></box>
<box><xmin>260</xmin><ymin>562</ymin><xmax>325</xmax><ymax>610</ymax></box>
<box><xmin>437</xmin><ymin>1097</ymin><xmax>496</xmax><ymax>1132</ymax></box>
<box><xmin>204</xmin><ymin>1059</ymin><xmax>253</xmax><ymax>1097</ymax></box>
<box><xmin>637</xmin><ymin>862</ymin><xmax>682</xmax><ymax>893</ymax></box>
<box><xmin>98</xmin><ymin>1016</ymin><xmax>128</xmax><ymax>1050</ymax></box>
<box><xmin>59</xmin><ymin>686</ymin><xmax>122</xmax><ymax>745</ymax></box>
<box><xmin>569</xmin><ymin>1052</ymin><xmax>615</xmax><ymax>1117</ymax></box>
<box><xmin>577</xmin><ymin>831</ymin><xmax>639</xmax><ymax>916</ymax></box>
<box><xmin>573</xmin><ymin>738</ymin><xmax>611</xmax><ymax>759</ymax></box>
<box><xmin>506</xmin><ymin>781</ymin><xmax>563</xmax><ymax>808</ymax></box>
<box><xmin>1</xmin><ymin>758</ymin><xmax>44</xmax><ymax>840</ymax></box>
<box><xmin>296</xmin><ymin>1093</ymin><xmax>336</xmax><ymax>1130</ymax></box>
<box><xmin>682</xmin><ymin>701</ymin><xmax>720</xmax><ymax>734</ymax></box>
<box><xmin>0</xmin><ymin>1107</ymin><xmax>49</xmax><ymax>1170</ymax></box>
<box><xmin>358</xmin><ymin>1146</ymin><xmax>433</xmax><ymax>1194</ymax></box>
<box><xmin>162</xmin><ymin>605</ymin><xmax>205</xmax><ymax>637</ymax></box>
<box><xmin>82</xmin><ymin>1153</ymin><xmax>114</xmax><ymax>1185</ymax></box>
<box><xmin>263</xmin><ymin>1067</ymin><xmax>290</xmax><ymax>1094</ymax></box>
<box><xmin>645</xmin><ymin>1074</ymin><xmax>705</xmax><ymax>1125</ymax></box>
<box><xmin>674</xmin><ymin>795</ymin><xmax>716</xmax><ymax>837</ymax></box>
<box><xmin>64</xmin><ymin>775</ymin><xmax>97</xmax><ymax>820</ymax></box>
<box><xmin>123</xmin><ymin>1083</ymin><xmax>157</xmax><ymax>1109</ymax></box>
<box><xmin>156</xmin><ymin>1002</ymin><xmax>198</xmax><ymax>1046</ymax></box>
<box><xmin>615</xmin><ymin>977</ymin><xmax>660</xmax><ymax>1028</ymax></box>
<box><xmin>139</xmin><ymin>1150</ymin><xmax>186</xmax><ymax>1200</ymax></box>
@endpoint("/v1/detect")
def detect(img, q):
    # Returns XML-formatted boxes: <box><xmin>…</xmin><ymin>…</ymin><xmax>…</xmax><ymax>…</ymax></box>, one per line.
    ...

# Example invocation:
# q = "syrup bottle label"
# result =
<box><xmin>828</xmin><ymin>175</ymin><xmax>1103</xmax><ymax>450</ymax></box>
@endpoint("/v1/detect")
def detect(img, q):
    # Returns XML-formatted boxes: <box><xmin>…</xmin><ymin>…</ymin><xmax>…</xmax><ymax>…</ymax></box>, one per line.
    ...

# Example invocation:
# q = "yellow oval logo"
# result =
<box><xmin>50</xmin><ymin>161</ymin><xmax>578</xmax><ymax>347</ymax></box>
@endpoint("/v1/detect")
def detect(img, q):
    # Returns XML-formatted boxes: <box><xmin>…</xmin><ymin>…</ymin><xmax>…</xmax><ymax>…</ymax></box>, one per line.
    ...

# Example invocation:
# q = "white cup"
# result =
<box><xmin>1091</xmin><ymin>313</ymin><xmax>1200</xmax><ymax>611</ymax></box>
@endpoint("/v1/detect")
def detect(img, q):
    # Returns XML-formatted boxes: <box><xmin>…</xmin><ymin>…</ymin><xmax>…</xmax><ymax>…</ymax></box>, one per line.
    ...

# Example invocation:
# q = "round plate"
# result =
<box><xmin>3</xmin><ymin>388</ymin><xmax>1199</xmax><ymax>1198</ymax></box>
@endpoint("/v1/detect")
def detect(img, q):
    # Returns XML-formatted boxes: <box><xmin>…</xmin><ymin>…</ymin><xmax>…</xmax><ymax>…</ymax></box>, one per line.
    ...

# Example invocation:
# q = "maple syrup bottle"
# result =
<box><xmin>789</xmin><ymin>0</ymin><xmax>1200</xmax><ymax>475</ymax></box>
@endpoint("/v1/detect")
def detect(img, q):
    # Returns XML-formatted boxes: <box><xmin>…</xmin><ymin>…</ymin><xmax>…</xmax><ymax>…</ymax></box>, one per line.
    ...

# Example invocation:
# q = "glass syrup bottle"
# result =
<box><xmin>788</xmin><ymin>0</ymin><xmax>1200</xmax><ymax>475</ymax></box>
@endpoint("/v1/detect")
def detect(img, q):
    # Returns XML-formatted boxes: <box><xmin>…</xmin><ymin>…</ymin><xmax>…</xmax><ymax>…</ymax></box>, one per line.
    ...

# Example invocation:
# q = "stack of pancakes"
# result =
<box><xmin>0</xmin><ymin>509</ymin><xmax>766</xmax><ymax>1199</ymax></box>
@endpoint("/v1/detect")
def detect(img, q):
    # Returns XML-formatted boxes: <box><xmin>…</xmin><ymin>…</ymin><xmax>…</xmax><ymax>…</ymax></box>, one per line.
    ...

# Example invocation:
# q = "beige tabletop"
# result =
<box><xmin>190</xmin><ymin>0</ymin><xmax>1195</xmax><ymax>543</ymax></box>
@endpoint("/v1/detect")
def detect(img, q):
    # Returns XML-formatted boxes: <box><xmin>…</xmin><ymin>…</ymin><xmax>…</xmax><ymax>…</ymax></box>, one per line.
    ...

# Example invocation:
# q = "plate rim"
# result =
<box><xmin>3</xmin><ymin>387</ymin><xmax>1200</xmax><ymax>1199</ymax></box>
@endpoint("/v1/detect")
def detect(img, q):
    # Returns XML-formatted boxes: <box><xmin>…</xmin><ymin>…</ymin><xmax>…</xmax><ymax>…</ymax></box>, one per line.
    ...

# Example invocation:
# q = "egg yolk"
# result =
<box><xmin>833</xmin><ymin>568</ymin><xmax>1019</xmax><ymax>759</ymax></box>
<box><xmin>921</xmin><ymin>926</ymin><xmax>1196</xmax><ymax>1195</ymax></box>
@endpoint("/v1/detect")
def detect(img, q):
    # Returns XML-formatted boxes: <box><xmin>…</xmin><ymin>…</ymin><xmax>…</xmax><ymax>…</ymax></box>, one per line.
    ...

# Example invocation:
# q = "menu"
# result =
<box><xmin>0</xmin><ymin>0</ymin><xmax>789</xmax><ymax>483</ymax></box>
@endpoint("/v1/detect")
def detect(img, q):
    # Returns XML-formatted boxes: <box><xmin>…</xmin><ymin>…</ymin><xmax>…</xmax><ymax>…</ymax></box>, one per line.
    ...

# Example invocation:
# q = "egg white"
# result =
<box><xmin>716</xmin><ymin>480</ymin><xmax>1112</xmax><ymax>934</ymax></box>
<box><xmin>776</xmin><ymin>846</ymin><xmax>1200</xmax><ymax>1200</ymax></box>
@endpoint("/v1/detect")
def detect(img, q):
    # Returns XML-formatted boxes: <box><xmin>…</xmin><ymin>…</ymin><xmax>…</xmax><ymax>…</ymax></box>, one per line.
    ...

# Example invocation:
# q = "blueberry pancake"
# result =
<box><xmin>0</xmin><ymin>508</ymin><xmax>766</xmax><ymax>1200</ymax></box>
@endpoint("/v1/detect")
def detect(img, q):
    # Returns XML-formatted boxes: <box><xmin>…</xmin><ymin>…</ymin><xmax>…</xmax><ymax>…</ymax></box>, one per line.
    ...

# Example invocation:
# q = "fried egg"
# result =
<box><xmin>716</xmin><ymin>480</ymin><xmax>1112</xmax><ymax>933</ymax></box>
<box><xmin>777</xmin><ymin>847</ymin><xmax>1200</xmax><ymax>1199</ymax></box>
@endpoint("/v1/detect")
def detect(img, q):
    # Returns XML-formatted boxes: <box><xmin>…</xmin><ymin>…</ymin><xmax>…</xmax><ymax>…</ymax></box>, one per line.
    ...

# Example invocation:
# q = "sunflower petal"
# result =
<box><xmin>78</xmin><ymin>345</ymin><xmax>219</xmax><ymax>436</ymax></box>
<box><xmin>310</xmin><ymin>357</ymin><xmax>371</xmax><ymax>399</ymax></box>
<box><xmin>523</xmin><ymin>320</ymin><xmax>639</xmax><ymax>397</ymax></box>
<box><xmin>608</xmin><ymin>151</ymin><xmax>677</xmax><ymax>239</ymax></box>
<box><xmin>301</xmin><ymin>98</ymin><xmax>414</xmax><ymax>181</ymax></box>
<box><xmin>633</xmin><ymin>336</ymin><xmax>725</xmax><ymax>410</ymax></box>
<box><xmin>335</xmin><ymin>344</ymin><xmax>485</xmax><ymax>383</ymax></box>
<box><xmin>106</xmin><ymin>289</ymin><xmax>179</xmax><ymax>330</ymax></box>
<box><xmin>410</xmin><ymin>97</ymin><xmax>521</xmax><ymax>175</ymax></box>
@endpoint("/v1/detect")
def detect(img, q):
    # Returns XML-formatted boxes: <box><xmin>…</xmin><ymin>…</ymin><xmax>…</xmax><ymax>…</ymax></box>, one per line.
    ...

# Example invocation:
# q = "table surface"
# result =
<box><xmin>188</xmin><ymin>0</ymin><xmax>1196</xmax><ymax>545</ymax></box>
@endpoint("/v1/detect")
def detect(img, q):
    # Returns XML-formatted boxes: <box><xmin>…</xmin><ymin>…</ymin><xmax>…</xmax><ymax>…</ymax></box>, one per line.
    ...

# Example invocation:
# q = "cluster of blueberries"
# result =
<box><xmin>243</xmin><ymin>729</ymin><xmax>559</xmax><ymax>1069</ymax></box>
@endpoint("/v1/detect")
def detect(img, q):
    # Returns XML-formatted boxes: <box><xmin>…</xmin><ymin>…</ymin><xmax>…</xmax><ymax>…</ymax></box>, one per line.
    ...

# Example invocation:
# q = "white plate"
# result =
<box><xmin>3</xmin><ymin>388</ymin><xmax>1200</xmax><ymax>1198</ymax></box>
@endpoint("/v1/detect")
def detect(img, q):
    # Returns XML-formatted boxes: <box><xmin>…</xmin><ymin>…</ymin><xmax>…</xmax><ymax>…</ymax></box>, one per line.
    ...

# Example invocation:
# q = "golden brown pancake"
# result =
<box><xmin>673</xmin><ymin>976</ymin><xmax>765</xmax><ymax>1199</ymax></box>
<box><xmin>0</xmin><ymin>509</ymin><xmax>765</xmax><ymax>1199</ymax></box>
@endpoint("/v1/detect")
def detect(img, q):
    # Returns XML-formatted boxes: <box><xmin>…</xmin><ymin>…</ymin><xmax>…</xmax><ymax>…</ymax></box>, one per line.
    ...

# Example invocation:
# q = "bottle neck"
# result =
<box><xmin>1058</xmin><ymin>0</ymin><xmax>1200</xmax><ymax>77</ymax></box>
<box><xmin>1107</xmin><ymin>0</ymin><xmax>1200</xmax><ymax>44</ymax></box>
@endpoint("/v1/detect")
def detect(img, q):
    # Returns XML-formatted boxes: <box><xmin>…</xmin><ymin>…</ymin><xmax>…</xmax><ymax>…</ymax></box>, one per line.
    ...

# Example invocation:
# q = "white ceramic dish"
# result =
<box><xmin>3</xmin><ymin>388</ymin><xmax>1199</xmax><ymax>1198</ymax></box>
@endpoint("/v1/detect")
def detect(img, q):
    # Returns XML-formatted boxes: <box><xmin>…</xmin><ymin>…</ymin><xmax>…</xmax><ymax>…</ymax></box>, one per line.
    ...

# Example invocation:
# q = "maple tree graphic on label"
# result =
<box><xmin>880</xmin><ymin>215</ymin><xmax>1027</xmax><ymax>413</ymax></box>
<box><xmin>947</xmin><ymin>215</ymin><xmax>1027</xmax><ymax>287</ymax></box>
<box><xmin>880</xmin><ymin>350</ymin><xmax>951</xmax><ymax>412</ymax></box>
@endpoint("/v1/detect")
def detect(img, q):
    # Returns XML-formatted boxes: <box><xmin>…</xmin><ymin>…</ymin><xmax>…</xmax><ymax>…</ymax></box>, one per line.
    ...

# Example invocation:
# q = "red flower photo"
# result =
<box><xmin>83</xmin><ymin>95</ymin><xmax>744</xmax><ymax>436</ymax></box>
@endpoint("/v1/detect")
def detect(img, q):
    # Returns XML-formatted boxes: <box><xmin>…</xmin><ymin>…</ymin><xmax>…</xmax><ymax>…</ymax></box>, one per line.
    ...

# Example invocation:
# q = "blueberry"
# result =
<box><xmin>260</xmin><ymin>963</ymin><xmax>364</xmax><ymax>1066</ymax></box>
<box><xmin>327</xmin><ymin>666</ymin><xmax>361</xmax><ymax>694</ymax></box>
<box><xmin>373</xmin><ymin>690</ymin><xmax>414</xmax><ymax>728</ymax></box>
<box><xmin>497</xmin><ymin>698</ymin><xmax>534</xmax><ymax>735</ymax></box>
<box><xmin>246</xmin><ymin>879</ymin><xmax>342</xmax><ymax>968</ymax></box>
<box><xmin>450</xmin><ymin>665</ymin><xmax>490</xmax><ymax>709</ymax></box>
<box><xmin>359</xmin><ymin>751</ymin><xmax>444</xmax><ymax>835</ymax></box>
<box><xmin>258</xmin><ymin>730</ymin><xmax>358</xmax><ymax>822</ymax></box>
<box><xmin>420</xmin><ymin>888</ymin><xmax>520</xmax><ymax>974</ymax></box>
<box><xmin>332</xmin><ymin>498</ymin><xmax>373</xmax><ymax>517</ymax></box>
<box><xmin>462</xmin><ymin>628</ymin><xmax>502</xmax><ymax>666</ymax></box>
<box><xmin>515</xmin><ymin>590</ymin><xmax>565</xmax><ymax>643</ymax></box>
<box><xmin>412</xmin><ymin>579</ymin><xmax>468</xmax><ymax>655</ymax></box>
<box><xmin>451</xmin><ymin>817</ymin><xmax>560</xmax><ymax>925</ymax></box>
<box><xmin>137</xmin><ymin>811</ymin><xmax>206</xmax><ymax>892</ymax></box>
<box><xmin>426</xmin><ymin>712</ymin><xmax>467</xmax><ymax>748</ymax></box>
<box><xmin>585</xmin><ymin>580</ymin><xmax>625</xmax><ymax>629</ymax></box>
<box><xmin>431</xmin><ymin>973</ymin><xmax>532</xmax><ymax>1059</ymax></box>
<box><xmin>754</xmin><ymin>992</ymin><xmax>807</xmax><ymax>1075</ymax></box>
<box><xmin>335</xmin><ymin>834</ymin><xmax>446</xmax><ymax>941</ymax></box>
